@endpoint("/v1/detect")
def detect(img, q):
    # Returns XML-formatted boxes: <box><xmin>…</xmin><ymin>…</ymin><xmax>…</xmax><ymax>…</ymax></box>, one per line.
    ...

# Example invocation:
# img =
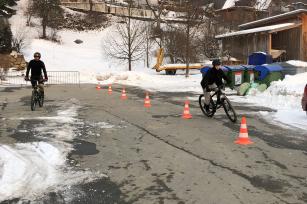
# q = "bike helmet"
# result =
<box><xmin>34</xmin><ymin>52</ymin><xmax>41</xmax><ymax>58</ymax></box>
<box><xmin>212</xmin><ymin>59</ymin><xmax>221</xmax><ymax>66</ymax></box>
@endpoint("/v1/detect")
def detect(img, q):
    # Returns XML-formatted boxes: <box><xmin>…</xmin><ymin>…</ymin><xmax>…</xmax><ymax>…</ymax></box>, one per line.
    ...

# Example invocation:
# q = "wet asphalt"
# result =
<box><xmin>0</xmin><ymin>84</ymin><xmax>307</xmax><ymax>204</ymax></box>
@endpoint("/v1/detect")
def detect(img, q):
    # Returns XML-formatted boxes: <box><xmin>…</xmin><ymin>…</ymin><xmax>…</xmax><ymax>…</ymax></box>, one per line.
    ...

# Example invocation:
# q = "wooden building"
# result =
<box><xmin>216</xmin><ymin>6</ymin><xmax>268</xmax><ymax>30</ymax></box>
<box><xmin>216</xmin><ymin>9</ymin><xmax>307</xmax><ymax>63</ymax></box>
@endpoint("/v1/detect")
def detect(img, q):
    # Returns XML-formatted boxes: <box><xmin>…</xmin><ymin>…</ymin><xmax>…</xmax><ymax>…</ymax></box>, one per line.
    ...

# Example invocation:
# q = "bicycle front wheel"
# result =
<box><xmin>222</xmin><ymin>97</ymin><xmax>237</xmax><ymax>123</ymax></box>
<box><xmin>31</xmin><ymin>92</ymin><xmax>37</xmax><ymax>111</ymax></box>
<box><xmin>38</xmin><ymin>92</ymin><xmax>44</xmax><ymax>107</ymax></box>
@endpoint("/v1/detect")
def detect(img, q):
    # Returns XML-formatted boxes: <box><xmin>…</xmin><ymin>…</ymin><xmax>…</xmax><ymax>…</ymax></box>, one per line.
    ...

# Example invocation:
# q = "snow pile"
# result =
<box><xmin>232</xmin><ymin>73</ymin><xmax>307</xmax><ymax>130</ymax></box>
<box><xmin>286</xmin><ymin>60</ymin><xmax>307</xmax><ymax>67</ymax></box>
<box><xmin>96</xmin><ymin>70</ymin><xmax>203</xmax><ymax>93</ymax></box>
<box><xmin>0</xmin><ymin>142</ymin><xmax>65</xmax><ymax>199</ymax></box>
<box><xmin>0</xmin><ymin>99</ymin><xmax>103</xmax><ymax>201</ymax></box>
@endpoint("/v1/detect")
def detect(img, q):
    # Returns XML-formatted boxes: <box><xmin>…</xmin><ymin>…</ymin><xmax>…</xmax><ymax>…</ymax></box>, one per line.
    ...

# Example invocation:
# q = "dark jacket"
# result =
<box><xmin>26</xmin><ymin>60</ymin><xmax>47</xmax><ymax>79</ymax></box>
<box><xmin>201</xmin><ymin>66</ymin><xmax>230</xmax><ymax>89</ymax></box>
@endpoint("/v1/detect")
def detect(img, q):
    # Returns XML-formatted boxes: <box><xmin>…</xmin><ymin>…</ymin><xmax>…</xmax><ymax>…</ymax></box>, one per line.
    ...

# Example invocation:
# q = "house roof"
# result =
<box><xmin>215</xmin><ymin>22</ymin><xmax>301</xmax><ymax>39</ymax></box>
<box><xmin>239</xmin><ymin>9</ymin><xmax>307</xmax><ymax>29</ymax></box>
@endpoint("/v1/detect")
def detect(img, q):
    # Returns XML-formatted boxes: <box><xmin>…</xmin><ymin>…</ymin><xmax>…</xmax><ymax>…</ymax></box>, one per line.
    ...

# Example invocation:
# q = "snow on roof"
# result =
<box><xmin>222</xmin><ymin>0</ymin><xmax>238</xmax><ymax>9</ymax></box>
<box><xmin>255</xmin><ymin>0</ymin><xmax>272</xmax><ymax>10</ymax></box>
<box><xmin>222</xmin><ymin>0</ymin><xmax>271</xmax><ymax>10</ymax></box>
<box><xmin>240</xmin><ymin>9</ymin><xmax>307</xmax><ymax>29</ymax></box>
<box><xmin>216</xmin><ymin>23</ymin><xmax>295</xmax><ymax>38</ymax></box>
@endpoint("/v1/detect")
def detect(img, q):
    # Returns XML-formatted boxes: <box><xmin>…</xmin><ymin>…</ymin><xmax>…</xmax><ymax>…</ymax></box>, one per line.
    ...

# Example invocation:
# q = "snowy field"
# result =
<box><xmin>6</xmin><ymin>0</ymin><xmax>307</xmax><ymax>130</ymax></box>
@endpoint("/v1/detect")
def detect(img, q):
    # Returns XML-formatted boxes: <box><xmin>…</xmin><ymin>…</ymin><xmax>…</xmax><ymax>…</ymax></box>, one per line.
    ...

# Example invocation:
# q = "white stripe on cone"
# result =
<box><xmin>239</xmin><ymin>132</ymin><xmax>248</xmax><ymax>138</ymax></box>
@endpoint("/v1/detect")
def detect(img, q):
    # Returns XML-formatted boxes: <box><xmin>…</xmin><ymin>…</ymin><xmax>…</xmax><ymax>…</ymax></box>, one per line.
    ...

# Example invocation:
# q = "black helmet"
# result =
<box><xmin>212</xmin><ymin>59</ymin><xmax>221</xmax><ymax>66</ymax></box>
<box><xmin>34</xmin><ymin>52</ymin><xmax>41</xmax><ymax>58</ymax></box>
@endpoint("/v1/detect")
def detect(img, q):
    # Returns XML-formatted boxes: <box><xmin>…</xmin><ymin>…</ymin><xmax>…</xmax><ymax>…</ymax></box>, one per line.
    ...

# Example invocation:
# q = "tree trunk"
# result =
<box><xmin>146</xmin><ymin>37</ymin><xmax>149</xmax><ymax>68</ymax></box>
<box><xmin>42</xmin><ymin>18</ymin><xmax>47</xmax><ymax>39</ymax></box>
<box><xmin>128</xmin><ymin>5</ymin><xmax>132</xmax><ymax>71</ymax></box>
<box><xmin>89</xmin><ymin>0</ymin><xmax>93</xmax><ymax>12</ymax></box>
<box><xmin>185</xmin><ymin>21</ymin><xmax>190</xmax><ymax>78</ymax></box>
<box><xmin>128</xmin><ymin>56</ymin><xmax>132</xmax><ymax>71</ymax></box>
<box><xmin>26</xmin><ymin>14</ymin><xmax>32</xmax><ymax>26</ymax></box>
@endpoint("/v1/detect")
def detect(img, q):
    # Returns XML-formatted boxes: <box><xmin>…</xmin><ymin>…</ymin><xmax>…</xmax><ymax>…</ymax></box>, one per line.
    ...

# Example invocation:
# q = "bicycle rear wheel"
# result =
<box><xmin>222</xmin><ymin>97</ymin><xmax>237</xmax><ymax>122</ymax></box>
<box><xmin>31</xmin><ymin>91</ymin><xmax>37</xmax><ymax>111</ymax></box>
<box><xmin>199</xmin><ymin>95</ymin><xmax>216</xmax><ymax>117</ymax></box>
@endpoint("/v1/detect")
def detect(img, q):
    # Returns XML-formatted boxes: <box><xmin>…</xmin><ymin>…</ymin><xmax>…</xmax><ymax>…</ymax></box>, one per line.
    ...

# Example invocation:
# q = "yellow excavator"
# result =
<box><xmin>153</xmin><ymin>48</ymin><xmax>204</xmax><ymax>75</ymax></box>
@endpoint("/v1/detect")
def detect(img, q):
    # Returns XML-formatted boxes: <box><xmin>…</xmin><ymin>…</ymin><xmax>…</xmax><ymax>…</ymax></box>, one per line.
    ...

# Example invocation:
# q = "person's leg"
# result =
<box><xmin>38</xmin><ymin>82</ymin><xmax>44</xmax><ymax>93</ymax></box>
<box><xmin>31</xmin><ymin>80</ymin><xmax>37</xmax><ymax>88</ymax></box>
<box><xmin>209</xmin><ymin>84</ymin><xmax>218</xmax><ymax>92</ymax></box>
<box><xmin>203</xmin><ymin>88</ymin><xmax>211</xmax><ymax>105</ymax></box>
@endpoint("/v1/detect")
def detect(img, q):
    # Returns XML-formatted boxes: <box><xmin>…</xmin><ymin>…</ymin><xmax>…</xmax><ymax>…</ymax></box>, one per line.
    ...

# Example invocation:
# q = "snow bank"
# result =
<box><xmin>96</xmin><ymin>70</ymin><xmax>203</xmax><ymax>93</ymax></box>
<box><xmin>0</xmin><ymin>99</ymin><xmax>103</xmax><ymax>201</ymax></box>
<box><xmin>231</xmin><ymin>73</ymin><xmax>307</xmax><ymax>130</ymax></box>
<box><xmin>0</xmin><ymin>142</ymin><xmax>64</xmax><ymax>200</ymax></box>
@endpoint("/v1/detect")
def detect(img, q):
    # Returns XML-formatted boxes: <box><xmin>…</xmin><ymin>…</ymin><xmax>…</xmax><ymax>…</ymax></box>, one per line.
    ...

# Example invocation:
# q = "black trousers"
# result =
<box><xmin>31</xmin><ymin>77</ymin><xmax>44</xmax><ymax>92</ymax></box>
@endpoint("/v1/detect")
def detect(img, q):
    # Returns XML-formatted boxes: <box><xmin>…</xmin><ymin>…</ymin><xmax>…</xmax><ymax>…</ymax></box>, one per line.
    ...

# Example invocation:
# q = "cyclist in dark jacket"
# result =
<box><xmin>200</xmin><ymin>59</ymin><xmax>231</xmax><ymax>111</ymax></box>
<box><xmin>25</xmin><ymin>52</ymin><xmax>48</xmax><ymax>93</ymax></box>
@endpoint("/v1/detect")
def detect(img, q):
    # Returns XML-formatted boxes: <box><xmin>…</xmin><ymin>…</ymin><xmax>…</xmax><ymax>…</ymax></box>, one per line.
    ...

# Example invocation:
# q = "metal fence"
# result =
<box><xmin>0</xmin><ymin>71</ymin><xmax>80</xmax><ymax>87</ymax></box>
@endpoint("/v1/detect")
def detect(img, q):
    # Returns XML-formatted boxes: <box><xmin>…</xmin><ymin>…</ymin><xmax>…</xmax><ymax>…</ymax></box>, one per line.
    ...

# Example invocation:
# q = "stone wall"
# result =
<box><xmin>0</xmin><ymin>51</ymin><xmax>27</xmax><ymax>70</ymax></box>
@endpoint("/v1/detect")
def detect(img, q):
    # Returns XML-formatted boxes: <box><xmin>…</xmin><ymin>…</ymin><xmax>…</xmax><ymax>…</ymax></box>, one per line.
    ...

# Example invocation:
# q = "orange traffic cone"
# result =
<box><xmin>182</xmin><ymin>101</ymin><xmax>192</xmax><ymax>119</ymax></box>
<box><xmin>235</xmin><ymin>117</ymin><xmax>253</xmax><ymax>145</ymax></box>
<box><xmin>96</xmin><ymin>83</ymin><xmax>101</xmax><ymax>90</ymax></box>
<box><xmin>144</xmin><ymin>92</ymin><xmax>151</xmax><ymax>108</ymax></box>
<box><xmin>121</xmin><ymin>87</ymin><xmax>127</xmax><ymax>100</ymax></box>
<box><xmin>108</xmin><ymin>85</ymin><xmax>112</xmax><ymax>95</ymax></box>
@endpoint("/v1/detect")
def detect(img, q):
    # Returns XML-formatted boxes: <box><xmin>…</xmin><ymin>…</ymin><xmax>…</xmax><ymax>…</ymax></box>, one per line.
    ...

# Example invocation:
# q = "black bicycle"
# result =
<box><xmin>199</xmin><ymin>86</ymin><xmax>237</xmax><ymax>122</ymax></box>
<box><xmin>26</xmin><ymin>79</ymin><xmax>45</xmax><ymax>111</ymax></box>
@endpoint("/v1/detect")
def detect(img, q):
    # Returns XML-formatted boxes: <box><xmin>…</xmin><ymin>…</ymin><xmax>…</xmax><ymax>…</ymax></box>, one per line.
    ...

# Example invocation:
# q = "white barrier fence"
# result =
<box><xmin>0</xmin><ymin>70</ymin><xmax>80</xmax><ymax>87</ymax></box>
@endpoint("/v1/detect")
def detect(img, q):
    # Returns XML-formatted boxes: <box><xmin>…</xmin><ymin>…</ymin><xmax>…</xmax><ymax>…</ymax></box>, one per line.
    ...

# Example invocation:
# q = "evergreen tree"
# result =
<box><xmin>0</xmin><ymin>19</ymin><xmax>12</xmax><ymax>53</ymax></box>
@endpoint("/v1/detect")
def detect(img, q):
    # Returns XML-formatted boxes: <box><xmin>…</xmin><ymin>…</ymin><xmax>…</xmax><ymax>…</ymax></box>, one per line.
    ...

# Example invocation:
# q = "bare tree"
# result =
<box><xmin>145</xmin><ymin>0</ymin><xmax>167</xmax><ymax>48</ymax></box>
<box><xmin>104</xmin><ymin>2</ymin><xmax>146</xmax><ymax>71</ymax></box>
<box><xmin>163</xmin><ymin>25</ymin><xmax>189</xmax><ymax>64</ymax></box>
<box><xmin>144</xmin><ymin>22</ymin><xmax>155</xmax><ymax>68</ymax></box>
<box><xmin>31</xmin><ymin>0</ymin><xmax>62</xmax><ymax>39</ymax></box>
<box><xmin>23</xmin><ymin>0</ymin><xmax>34</xmax><ymax>26</ymax></box>
<box><xmin>197</xmin><ymin>17</ymin><xmax>220</xmax><ymax>59</ymax></box>
<box><xmin>182</xmin><ymin>0</ymin><xmax>206</xmax><ymax>78</ymax></box>
<box><xmin>11</xmin><ymin>23</ymin><xmax>29</xmax><ymax>52</ymax></box>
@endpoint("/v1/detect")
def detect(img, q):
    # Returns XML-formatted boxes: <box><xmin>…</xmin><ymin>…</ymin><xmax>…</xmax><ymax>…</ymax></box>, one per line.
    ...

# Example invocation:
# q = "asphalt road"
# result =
<box><xmin>0</xmin><ymin>84</ymin><xmax>307</xmax><ymax>204</ymax></box>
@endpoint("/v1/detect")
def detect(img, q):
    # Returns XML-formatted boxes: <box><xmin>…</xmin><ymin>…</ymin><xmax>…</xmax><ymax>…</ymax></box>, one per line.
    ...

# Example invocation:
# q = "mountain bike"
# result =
<box><xmin>26</xmin><ymin>79</ymin><xmax>46</xmax><ymax>111</ymax></box>
<box><xmin>199</xmin><ymin>85</ymin><xmax>237</xmax><ymax>123</ymax></box>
